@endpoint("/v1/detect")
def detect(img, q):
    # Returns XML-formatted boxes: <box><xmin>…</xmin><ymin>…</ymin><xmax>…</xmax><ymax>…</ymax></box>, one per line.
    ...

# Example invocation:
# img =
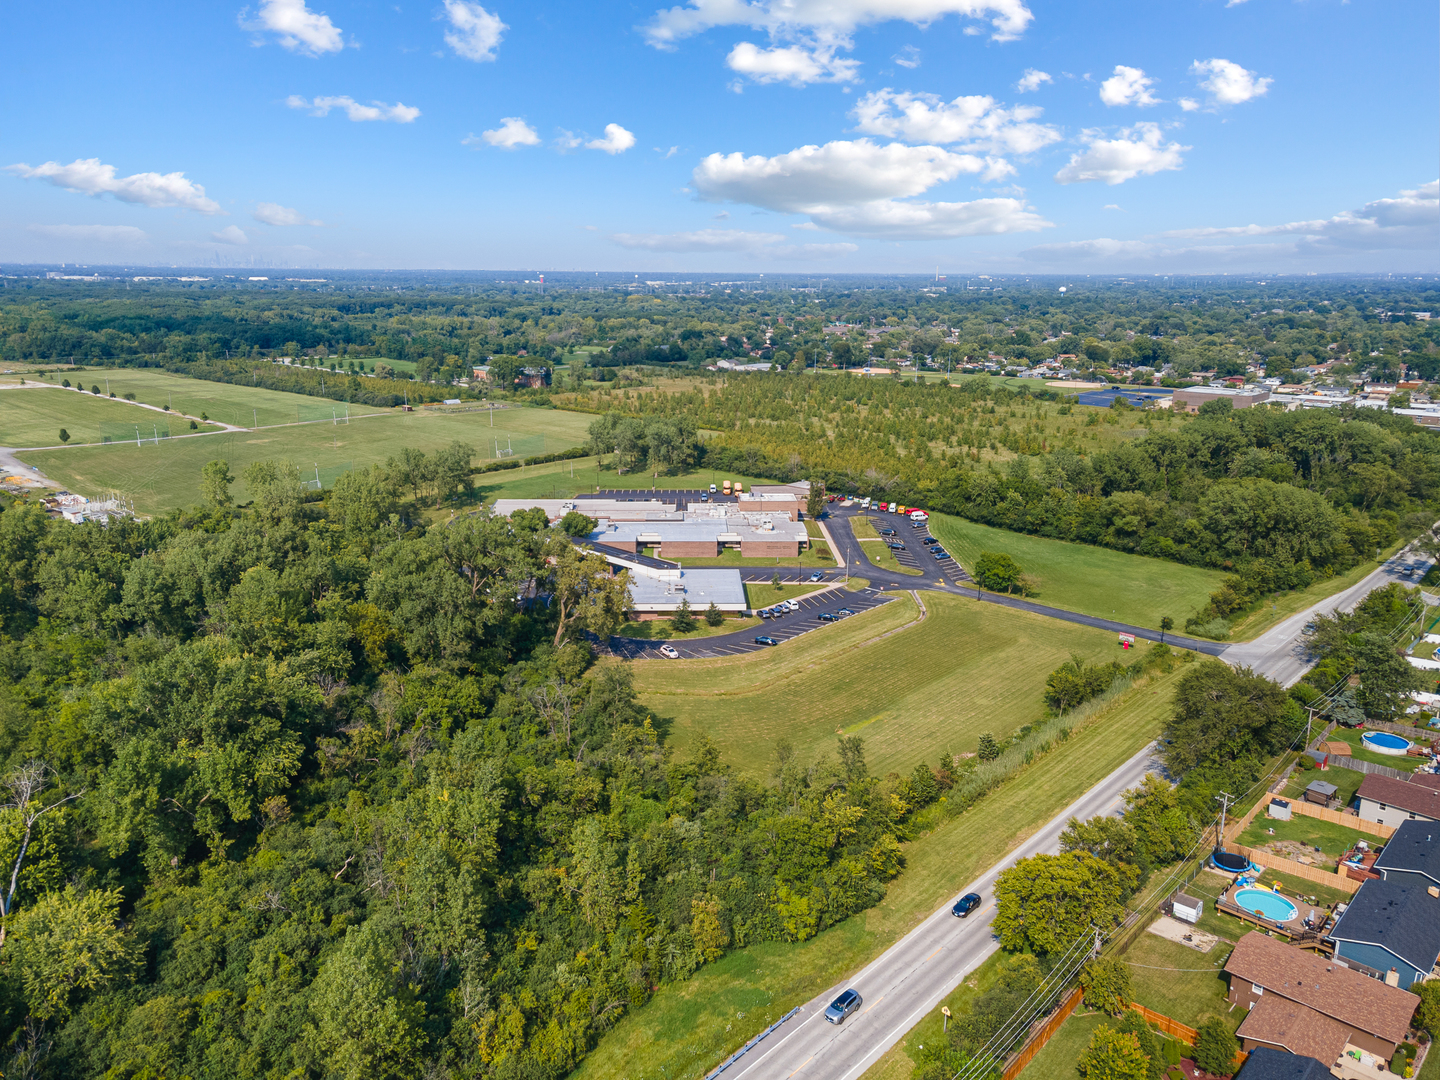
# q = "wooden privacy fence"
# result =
<box><xmin>1128</xmin><ymin>1004</ymin><xmax>1249</xmax><ymax>1074</ymax></box>
<box><xmin>1283</xmin><ymin>798</ymin><xmax>1395</xmax><ymax>838</ymax></box>
<box><xmin>1001</xmin><ymin>987</ymin><xmax>1083</xmax><ymax>1080</ymax></box>
<box><xmin>1328</xmin><ymin>756</ymin><xmax>1413</xmax><ymax>780</ymax></box>
<box><xmin>1230</xmin><ymin>843</ymin><xmax>1361</xmax><ymax>893</ymax></box>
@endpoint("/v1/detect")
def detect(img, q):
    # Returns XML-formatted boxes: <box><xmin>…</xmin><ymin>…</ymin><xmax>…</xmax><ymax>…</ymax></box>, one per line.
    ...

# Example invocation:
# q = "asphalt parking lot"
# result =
<box><xmin>611</xmin><ymin>588</ymin><xmax>895</xmax><ymax>660</ymax></box>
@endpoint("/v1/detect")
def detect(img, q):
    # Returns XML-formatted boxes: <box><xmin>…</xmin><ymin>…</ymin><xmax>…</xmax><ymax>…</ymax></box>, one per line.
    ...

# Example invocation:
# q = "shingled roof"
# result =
<box><xmin>1224</xmin><ymin>932</ymin><xmax>1418</xmax><ymax>1044</ymax></box>
<box><xmin>1357</xmin><ymin>773</ymin><xmax>1440</xmax><ymax>820</ymax></box>
<box><xmin>1236</xmin><ymin>1047</ymin><xmax>1335</xmax><ymax>1080</ymax></box>
<box><xmin>1237</xmin><ymin>995</ymin><xmax>1350</xmax><ymax>1065</ymax></box>
<box><xmin>1374</xmin><ymin>819</ymin><xmax>1440</xmax><ymax>886</ymax></box>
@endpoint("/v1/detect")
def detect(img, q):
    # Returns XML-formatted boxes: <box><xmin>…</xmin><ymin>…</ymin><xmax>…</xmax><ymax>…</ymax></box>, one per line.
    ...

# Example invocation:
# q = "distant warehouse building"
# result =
<box><xmin>1172</xmin><ymin>386</ymin><xmax>1271</xmax><ymax>413</ymax></box>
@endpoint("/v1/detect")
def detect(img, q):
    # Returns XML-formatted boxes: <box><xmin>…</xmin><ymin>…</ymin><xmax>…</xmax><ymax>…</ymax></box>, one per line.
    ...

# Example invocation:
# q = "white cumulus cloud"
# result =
<box><xmin>1191</xmin><ymin>58</ymin><xmax>1272</xmax><ymax>105</ymax></box>
<box><xmin>610</xmin><ymin>229</ymin><xmax>857</xmax><ymax>260</ymax></box>
<box><xmin>443</xmin><ymin>0</ymin><xmax>506</xmax><ymax>61</ymax></box>
<box><xmin>1165</xmin><ymin>180</ymin><xmax>1438</xmax><ymax>251</ymax></box>
<box><xmin>1178</xmin><ymin>98</ymin><xmax>1200</xmax><ymax>112</ymax></box>
<box><xmin>286</xmin><ymin>96</ymin><xmax>421</xmax><ymax>122</ymax></box>
<box><xmin>726</xmin><ymin>42</ymin><xmax>860</xmax><ymax>84</ymax></box>
<box><xmin>1015</xmin><ymin>68</ymin><xmax>1051</xmax><ymax>92</ymax></box>
<box><xmin>587</xmin><ymin>124</ymin><xmax>636</xmax><ymax>154</ymax></box>
<box><xmin>28</xmin><ymin>224</ymin><xmax>148</xmax><ymax>243</ymax></box>
<box><xmin>644</xmin><ymin>0</ymin><xmax>1035</xmax><ymax>47</ymax></box>
<box><xmin>247</xmin><ymin>0</ymin><xmax>344</xmax><ymax>55</ymax></box>
<box><xmin>611</xmin><ymin>229</ymin><xmax>788</xmax><ymax>251</ymax></box>
<box><xmin>1054</xmin><ymin>124</ymin><xmax>1187</xmax><ymax>185</ymax></box>
<box><xmin>212</xmin><ymin>225</ymin><xmax>250</xmax><ymax>245</ymax></box>
<box><xmin>852</xmin><ymin>88</ymin><xmax>1060</xmax><ymax>155</ymax></box>
<box><xmin>465</xmin><ymin>118</ymin><xmax>540</xmax><ymax>149</ymax></box>
<box><xmin>692</xmin><ymin>138</ymin><xmax>1050</xmax><ymax>239</ymax></box>
<box><xmin>6</xmin><ymin>158</ymin><xmax>222</xmax><ymax>214</ymax></box>
<box><xmin>253</xmin><ymin>202</ymin><xmax>322</xmax><ymax>226</ymax></box>
<box><xmin>1099</xmin><ymin>65</ymin><xmax>1160</xmax><ymax>107</ymax></box>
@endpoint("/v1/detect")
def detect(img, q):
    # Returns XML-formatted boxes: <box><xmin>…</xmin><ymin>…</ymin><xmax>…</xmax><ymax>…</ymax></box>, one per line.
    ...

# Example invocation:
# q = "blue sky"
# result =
<box><xmin>3</xmin><ymin>0</ymin><xmax>1436</xmax><ymax>273</ymax></box>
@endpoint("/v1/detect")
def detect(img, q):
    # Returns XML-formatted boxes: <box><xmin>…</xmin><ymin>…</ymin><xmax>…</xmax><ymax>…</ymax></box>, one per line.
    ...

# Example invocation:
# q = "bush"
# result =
<box><xmin>1080</xmin><ymin>957</ymin><xmax>1134</xmax><ymax>1017</ymax></box>
<box><xmin>1079</xmin><ymin>1025</ymin><xmax>1151</xmax><ymax>1080</ymax></box>
<box><xmin>1192</xmin><ymin>1017</ymin><xmax>1238</xmax><ymax>1076</ymax></box>
<box><xmin>1187</xmin><ymin>618</ymin><xmax>1232</xmax><ymax>641</ymax></box>
<box><xmin>58</xmin><ymin>428</ymin><xmax>70</xmax><ymax>443</ymax></box>
<box><xmin>669</xmin><ymin>598</ymin><xmax>696</xmax><ymax>633</ymax></box>
<box><xmin>704</xmin><ymin>602</ymin><xmax>724</xmax><ymax>627</ymax></box>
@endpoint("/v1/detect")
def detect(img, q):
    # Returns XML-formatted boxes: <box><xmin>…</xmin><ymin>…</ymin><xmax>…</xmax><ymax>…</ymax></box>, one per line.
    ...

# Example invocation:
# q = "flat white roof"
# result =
<box><xmin>627</xmin><ymin>568</ymin><xmax>747</xmax><ymax>609</ymax></box>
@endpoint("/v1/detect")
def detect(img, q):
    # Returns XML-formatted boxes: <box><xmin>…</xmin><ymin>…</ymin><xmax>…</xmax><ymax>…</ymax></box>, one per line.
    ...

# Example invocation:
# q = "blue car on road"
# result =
<box><xmin>824</xmin><ymin>989</ymin><xmax>863</xmax><ymax>1024</ymax></box>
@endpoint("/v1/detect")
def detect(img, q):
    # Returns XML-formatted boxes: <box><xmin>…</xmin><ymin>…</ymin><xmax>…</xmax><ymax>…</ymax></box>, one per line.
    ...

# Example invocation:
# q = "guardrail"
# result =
<box><xmin>703</xmin><ymin>1007</ymin><xmax>801</xmax><ymax>1079</ymax></box>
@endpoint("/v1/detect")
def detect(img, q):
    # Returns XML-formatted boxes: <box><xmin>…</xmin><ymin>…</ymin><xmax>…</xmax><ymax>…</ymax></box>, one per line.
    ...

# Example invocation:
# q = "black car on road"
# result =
<box><xmin>951</xmin><ymin>893</ymin><xmax>982</xmax><ymax>918</ymax></box>
<box><xmin>754</xmin><ymin>635</ymin><xmax>779</xmax><ymax>646</ymax></box>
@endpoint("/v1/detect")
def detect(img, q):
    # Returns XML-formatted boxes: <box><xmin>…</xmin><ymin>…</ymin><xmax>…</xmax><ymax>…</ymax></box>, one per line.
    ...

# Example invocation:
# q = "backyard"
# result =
<box><xmin>1326</xmin><ymin>727</ymin><xmax>1425</xmax><ymax>771</ymax></box>
<box><xmin>1237</xmin><ymin>812</ymin><xmax>1376</xmax><ymax>870</ymax></box>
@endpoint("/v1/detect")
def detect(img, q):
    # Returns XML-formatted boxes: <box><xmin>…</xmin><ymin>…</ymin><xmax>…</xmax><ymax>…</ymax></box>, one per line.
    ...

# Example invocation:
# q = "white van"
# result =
<box><xmin>888</xmin><ymin>502</ymin><xmax>898</xmax><ymax>513</ymax></box>
<box><xmin>709</xmin><ymin>483</ymin><xmax>718</xmax><ymax>493</ymax></box>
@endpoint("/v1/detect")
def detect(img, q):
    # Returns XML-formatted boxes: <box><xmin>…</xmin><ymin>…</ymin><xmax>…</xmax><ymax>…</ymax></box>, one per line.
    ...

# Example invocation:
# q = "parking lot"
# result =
<box><xmin>862</xmin><ymin>513</ymin><xmax>972</xmax><ymax>586</ymax></box>
<box><xmin>613</xmin><ymin>588</ymin><xmax>895</xmax><ymax>660</ymax></box>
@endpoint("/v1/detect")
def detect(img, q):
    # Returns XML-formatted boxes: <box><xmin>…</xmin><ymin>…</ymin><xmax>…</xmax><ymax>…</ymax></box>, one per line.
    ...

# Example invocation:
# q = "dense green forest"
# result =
<box><xmin>0</xmin><ymin>466</ymin><xmax>923</xmax><ymax>1079</ymax></box>
<box><xmin>2</xmin><ymin>274</ymin><xmax>1437</xmax><ymax>386</ymax></box>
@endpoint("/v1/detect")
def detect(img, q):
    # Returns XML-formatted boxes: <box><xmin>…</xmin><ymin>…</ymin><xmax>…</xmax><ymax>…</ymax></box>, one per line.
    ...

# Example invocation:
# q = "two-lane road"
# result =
<box><xmin>725</xmin><ymin>741</ymin><xmax>1164</xmax><ymax>1080</ymax></box>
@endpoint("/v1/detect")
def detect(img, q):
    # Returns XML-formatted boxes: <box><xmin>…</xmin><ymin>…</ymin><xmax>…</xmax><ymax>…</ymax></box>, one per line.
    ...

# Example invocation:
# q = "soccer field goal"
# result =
<box><xmin>486</xmin><ymin>432</ymin><xmax>546</xmax><ymax>460</ymax></box>
<box><xmin>99</xmin><ymin>420</ymin><xmax>171</xmax><ymax>445</ymax></box>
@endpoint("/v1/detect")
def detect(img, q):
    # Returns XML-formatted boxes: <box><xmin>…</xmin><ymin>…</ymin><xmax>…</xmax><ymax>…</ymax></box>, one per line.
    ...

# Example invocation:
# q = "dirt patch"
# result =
<box><xmin>1147</xmin><ymin>915</ymin><xmax>1220</xmax><ymax>953</ymax></box>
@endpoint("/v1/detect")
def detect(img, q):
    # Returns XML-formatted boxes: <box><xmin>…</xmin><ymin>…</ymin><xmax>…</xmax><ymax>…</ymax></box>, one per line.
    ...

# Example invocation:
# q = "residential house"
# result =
<box><xmin>1328</xmin><ymin>875</ymin><xmax>1440</xmax><ymax>988</ymax></box>
<box><xmin>1224</xmin><ymin>932</ymin><xmax>1419</xmax><ymax>1066</ymax></box>
<box><xmin>1370</xmin><ymin>819</ymin><xmax>1440</xmax><ymax>890</ymax></box>
<box><xmin>1235</xmin><ymin>1047</ymin><xmax>1335</xmax><ymax>1080</ymax></box>
<box><xmin>1355</xmin><ymin>774</ymin><xmax>1440</xmax><ymax>826</ymax></box>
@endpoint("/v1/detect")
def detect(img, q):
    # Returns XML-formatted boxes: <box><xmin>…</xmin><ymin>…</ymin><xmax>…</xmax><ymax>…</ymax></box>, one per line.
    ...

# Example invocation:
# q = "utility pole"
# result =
<box><xmin>1214</xmin><ymin>791</ymin><xmax>1235</xmax><ymax>850</ymax></box>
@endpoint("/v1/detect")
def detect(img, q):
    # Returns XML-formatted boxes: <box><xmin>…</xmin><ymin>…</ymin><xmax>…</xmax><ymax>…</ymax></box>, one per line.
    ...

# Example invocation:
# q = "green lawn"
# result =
<box><xmin>23</xmin><ymin>402</ymin><xmax>594</xmax><ymax>514</ymax></box>
<box><xmin>578</xmin><ymin>663</ymin><xmax>1188</xmax><ymax>1080</ymax></box>
<box><xmin>1279</xmin><ymin>765</ymin><xmax>1366</xmax><ymax>809</ymax></box>
<box><xmin>1326</xmin><ymin>727</ymin><xmax>1424</xmax><ymax>771</ymax></box>
<box><xmin>617</xmin><ymin>616</ymin><xmax>761</xmax><ymax>641</ymax></box>
<box><xmin>635</xmin><ymin>591</ymin><xmax>1123</xmax><ymax>780</ymax></box>
<box><xmin>1237</xmin><ymin>812</ymin><xmax>1373</xmax><ymax>868</ymax></box>
<box><xmin>927</xmin><ymin>513</ymin><xmax>1227</xmax><ymax>631</ymax></box>
<box><xmin>0</xmin><ymin>387</ymin><xmax>228</xmax><ymax>447</ymax></box>
<box><xmin>857</xmin><ymin>539</ymin><xmax>925</xmax><ymax>577</ymax></box>
<box><xmin>1013</xmin><ymin>1011</ymin><xmax>1109</xmax><ymax>1080</ymax></box>
<box><xmin>743</xmin><ymin>581</ymin><xmax>831</xmax><ymax>607</ymax></box>
<box><xmin>646</xmin><ymin>545</ymin><xmax>838</xmax><ymax>569</ymax></box>
<box><xmin>1122</xmin><ymin>933</ymin><xmax>1235</xmax><ymax>1031</ymax></box>
<box><xmin>25</xmin><ymin>369</ymin><xmax>390</xmax><ymax>428</ymax></box>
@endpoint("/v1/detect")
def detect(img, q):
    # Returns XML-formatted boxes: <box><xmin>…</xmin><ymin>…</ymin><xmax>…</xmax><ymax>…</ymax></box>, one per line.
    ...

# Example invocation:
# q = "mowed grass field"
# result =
<box><xmin>0</xmin><ymin>386</ymin><xmax>224</xmax><ymax>447</ymax></box>
<box><xmin>578</xmin><ymin>661</ymin><xmax>1187</xmax><ymax>1080</ymax></box>
<box><xmin>22</xmin><ymin>392</ymin><xmax>595</xmax><ymax>514</ymax></box>
<box><xmin>928</xmin><ymin>513</ymin><xmax>1227</xmax><ymax>631</ymax></box>
<box><xmin>635</xmin><ymin>591</ymin><xmax>1121</xmax><ymax>779</ymax></box>
<box><xmin>25</xmin><ymin>369</ymin><xmax>390</xmax><ymax>428</ymax></box>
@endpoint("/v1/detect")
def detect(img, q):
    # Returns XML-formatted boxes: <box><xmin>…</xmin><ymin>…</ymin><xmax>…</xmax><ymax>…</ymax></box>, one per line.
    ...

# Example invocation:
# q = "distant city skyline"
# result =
<box><xmin>3</xmin><ymin>0</ymin><xmax>1436</xmax><ymax>273</ymax></box>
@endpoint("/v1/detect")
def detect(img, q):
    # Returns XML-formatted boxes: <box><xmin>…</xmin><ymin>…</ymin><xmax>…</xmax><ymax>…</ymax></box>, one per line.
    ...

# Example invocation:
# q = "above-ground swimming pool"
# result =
<box><xmin>1234</xmin><ymin>888</ymin><xmax>1299</xmax><ymax>922</ymax></box>
<box><xmin>1362</xmin><ymin>731</ymin><xmax>1413</xmax><ymax>756</ymax></box>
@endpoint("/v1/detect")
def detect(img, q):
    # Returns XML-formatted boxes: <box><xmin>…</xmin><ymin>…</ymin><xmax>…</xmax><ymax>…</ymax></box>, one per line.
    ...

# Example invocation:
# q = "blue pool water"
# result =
<box><xmin>1234</xmin><ymin>888</ymin><xmax>1298</xmax><ymax>922</ymax></box>
<box><xmin>1362</xmin><ymin>731</ymin><xmax>1413</xmax><ymax>755</ymax></box>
